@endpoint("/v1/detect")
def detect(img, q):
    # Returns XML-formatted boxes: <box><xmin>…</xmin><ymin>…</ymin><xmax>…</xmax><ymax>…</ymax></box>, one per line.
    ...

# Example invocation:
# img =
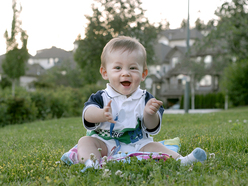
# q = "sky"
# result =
<box><xmin>0</xmin><ymin>0</ymin><xmax>228</xmax><ymax>56</ymax></box>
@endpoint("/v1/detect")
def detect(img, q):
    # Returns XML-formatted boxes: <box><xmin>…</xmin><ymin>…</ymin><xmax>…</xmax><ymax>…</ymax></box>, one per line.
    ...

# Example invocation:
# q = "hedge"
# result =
<box><xmin>0</xmin><ymin>84</ymin><xmax>104</xmax><ymax>127</ymax></box>
<box><xmin>180</xmin><ymin>92</ymin><xmax>225</xmax><ymax>109</ymax></box>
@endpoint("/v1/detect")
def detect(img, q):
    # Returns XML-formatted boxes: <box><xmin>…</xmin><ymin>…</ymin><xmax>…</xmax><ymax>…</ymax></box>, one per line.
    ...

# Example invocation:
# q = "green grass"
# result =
<box><xmin>1</xmin><ymin>107</ymin><xmax>248</xmax><ymax>185</ymax></box>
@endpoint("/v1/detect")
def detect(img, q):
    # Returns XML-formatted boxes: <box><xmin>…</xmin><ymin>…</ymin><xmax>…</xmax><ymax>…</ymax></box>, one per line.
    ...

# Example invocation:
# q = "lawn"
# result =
<box><xmin>0</xmin><ymin>107</ymin><xmax>248</xmax><ymax>185</ymax></box>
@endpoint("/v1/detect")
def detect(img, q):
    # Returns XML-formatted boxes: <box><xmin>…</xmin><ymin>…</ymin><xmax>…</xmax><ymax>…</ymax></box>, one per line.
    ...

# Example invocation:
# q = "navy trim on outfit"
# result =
<box><xmin>83</xmin><ymin>90</ymin><xmax>104</xmax><ymax>128</ymax></box>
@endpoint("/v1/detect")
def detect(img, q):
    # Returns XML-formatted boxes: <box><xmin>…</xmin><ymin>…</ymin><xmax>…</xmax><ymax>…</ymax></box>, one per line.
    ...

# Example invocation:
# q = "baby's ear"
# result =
<box><xmin>142</xmin><ymin>69</ymin><xmax>148</xmax><ymax>81</ymax></box>
<box><xmin>100</xmin><ymin>66</ymin><xmax>108</xmax><ymax>80</ymax></box>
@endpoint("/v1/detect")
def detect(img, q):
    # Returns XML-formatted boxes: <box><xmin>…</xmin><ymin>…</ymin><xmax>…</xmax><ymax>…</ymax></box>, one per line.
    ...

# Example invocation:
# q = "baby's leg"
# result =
<box><xmin>139</xmin><ymin>142</ymin><xmax>181</xmax><ymax>159</ymax></box>
<box><xmin>140</xmin><ymin>142</ymin><xmax>207</xmax><ymax>165</ymax></box>
<box><xmin>77</xmin><ymin>136</ymin><xmax>108</xmax><ymax>164</ymax></box>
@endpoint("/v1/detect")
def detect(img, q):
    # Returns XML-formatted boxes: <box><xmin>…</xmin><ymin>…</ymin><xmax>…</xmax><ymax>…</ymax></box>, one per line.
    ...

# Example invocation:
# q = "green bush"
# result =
<box><xmin>0</xmin><ymin>84</ymin><xmax>106</xmax><ymax>126</ymax></box>
<box><xmin>180</xmin><ymin>92</ymin><xmax>225</xmax><ymax>109</ymax></box>
<box><xmin>221</xmin><ymin>59</ymin><xmax>248</xmax><ymax>106</ymax></box>
<box><xmin>0</xmin><ymin>98</ymin><xmax>9</xmax><ymax>127</ymax></box>
<box><xmin>6</xmin><ymin>97</ymin><xmax>37</xmax><ymax>125</ymax></box>
<box><xmin>30</xmin><ymin>91</ymin><xmax>51</xmax><ymax>120</ymax></box>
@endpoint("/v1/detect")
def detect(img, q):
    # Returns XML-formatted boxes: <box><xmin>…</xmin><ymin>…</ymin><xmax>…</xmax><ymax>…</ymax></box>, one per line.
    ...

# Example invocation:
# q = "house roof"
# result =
<box><xmin>25</xmin><ymin>63</ymin><xmax>45</xmax><ymax>76</ymax></box>
<box><xmin>0</xmin><ymin>54</ymin><xmax>45</xmax><ymax>76</ymax></box>
<box><xmin>153</xmin><ymin>42</ymin><xmax>172</xmax><ymax>64</ymax></box>
<box><xmin>32</xmin><ymin>46</ymin><xmax>72</xmax><ymax>59</ymax></box>
<box><xmin>159</xmin><ymin>28</ymin><xmax>204</xmax><ymax>41</ymax></box>
<box><xmin>164</xmin><ymin>46</ymin><xmax>187</xmax><ymax>62</ymax></box>
<box><xmin>164</xmin><ymin>65</ymin><xmax>190</xmax><ymax>78</ymax></box>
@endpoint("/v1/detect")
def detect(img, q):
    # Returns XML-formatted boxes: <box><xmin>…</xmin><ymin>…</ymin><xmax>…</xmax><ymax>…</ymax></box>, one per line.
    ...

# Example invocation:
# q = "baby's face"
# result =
<box><xmin>100</xmin><ymin>49</ymin><xmax>147</xmax><ymax>97</ymax></box>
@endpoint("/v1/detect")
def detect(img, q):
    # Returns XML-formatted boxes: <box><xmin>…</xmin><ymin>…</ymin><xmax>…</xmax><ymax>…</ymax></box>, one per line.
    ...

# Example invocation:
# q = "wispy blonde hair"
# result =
<box><xmin>101</xmin><ymin>36</ymin><xmax>147</xmax><ymax>70</ymax></box>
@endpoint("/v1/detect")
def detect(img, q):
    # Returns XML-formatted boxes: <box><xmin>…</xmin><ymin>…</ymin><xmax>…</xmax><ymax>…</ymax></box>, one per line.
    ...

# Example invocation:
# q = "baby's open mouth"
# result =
<box><xmin>121</xmin><ymin>81</ymin><xmax>131</xmax><ymax>86</ymax></box>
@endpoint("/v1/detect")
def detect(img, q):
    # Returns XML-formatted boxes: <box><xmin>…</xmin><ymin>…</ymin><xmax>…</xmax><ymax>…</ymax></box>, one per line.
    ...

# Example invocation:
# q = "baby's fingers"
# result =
<box><xmin>107</xmin><ymin>100</ymin><xmax>112</xmax><ymax>107</ymax></box>
<box><xmin>104</xmin><ymin>112</ymin><xmax>116</xmax><ymax>123</ymax></box>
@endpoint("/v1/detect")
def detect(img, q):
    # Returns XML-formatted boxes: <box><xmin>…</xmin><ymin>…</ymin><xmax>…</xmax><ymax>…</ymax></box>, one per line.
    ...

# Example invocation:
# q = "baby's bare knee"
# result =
<box><xmin>78</xmin><ymin>136</ymin><xmax>94</xmax><ymax>145</ymax></box>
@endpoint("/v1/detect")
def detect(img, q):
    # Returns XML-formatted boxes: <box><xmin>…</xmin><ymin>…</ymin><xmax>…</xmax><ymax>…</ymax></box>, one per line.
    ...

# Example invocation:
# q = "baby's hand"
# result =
<box><xmin>103</xmin><ymin>100</ymin><xmax>116</xmax><ymax>124</ymax></box>
<box><xmin>144</xmin><ymin>98</ymin><xmax>163</xmax><ymax>115</ymax></box>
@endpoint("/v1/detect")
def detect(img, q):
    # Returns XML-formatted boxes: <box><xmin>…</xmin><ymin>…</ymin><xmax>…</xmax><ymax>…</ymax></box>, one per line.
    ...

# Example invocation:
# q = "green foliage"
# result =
<box><xmin>0</xmin><ymin>85</ymin><xmax>105</xmax><ymax>127</ymax></box>
<box><xmin>4</xmin><ymin>97</ymin><xmax>37</xmax><ymax>125</ymax></box>
<box><xmin>0</xmin><ymin>76</ymin><xmax>11</xmax><ymax>89</ymax></box>
<box><xmin>194</xmin><ymin>18</ymin><xmax>205</xmax><ymax>31</ymax></box>
<box><xmin>2</xmin><ymin>47</ymin><xmax>28</xmax><ymax>80</ymax></box>
<box><xmin>2</xmin><ymin>1</ymin><xmax>29</xmax><ymax>96</ymax></box>
<box><xmin>35</xmin><ymin>59</ymin><xmax>84</xmax><ymax>88</ymax></box>
<box><xmin>0</xmin><ymin>107</ymin><xmax>248</xmax><ymax>185</ymax></box>
<box><xmin>30</xmin><ymin>91</ymin><xmax>51</xmax><ymax>120</ymax></box>
<box><xmin>0</xmin><ymin>99</ymin><xmax>9</xmax><ymax>127</ymax></box>
<box><xmin>74</xmin><ymin>0</ymin><xmax>160</xmax><ymax>84</ymax></box>
<box><xmin>221</xmin><ymin>59</ymin><xmax>248</xmax><ymax>106</ymax></box>
<box><xmin>180</xmin><ymin>19</ymin><xmax>187</xmax><ymax>28</ymax></box>
<box><xmin>180</xmin><ymin>93</ymin><xmax>225</xmax><ymax>109</ymax></box>
<box><xmin>196</xmin><ymin>0</ymin><xmax>248</xmax><ymax>61</ymax></box>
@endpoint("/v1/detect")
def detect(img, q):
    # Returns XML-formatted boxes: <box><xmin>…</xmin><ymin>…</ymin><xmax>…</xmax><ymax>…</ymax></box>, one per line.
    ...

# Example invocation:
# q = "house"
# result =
<box><xmin>20</xmin><ymin>63</ymin><xmax>46</xmax><ymax>89</ymax></box>
<box><xmin>147</xmin><ymin>28</ymin><xmax>222</xmax><ymax>108</ymax></box>
<box><xmin>0</xmin><ymin>54</ymin><xmax>45</xmax><ymax>90</ymax></box>
<box><xmin>28</xmin><ymin>46</ymin><xmax>76</xmax><ymax>69</ymax></box>
<box><xmin>0</xmin><ymin>46</ymin><xmax>77</xmax><ymax>90</ymax></box>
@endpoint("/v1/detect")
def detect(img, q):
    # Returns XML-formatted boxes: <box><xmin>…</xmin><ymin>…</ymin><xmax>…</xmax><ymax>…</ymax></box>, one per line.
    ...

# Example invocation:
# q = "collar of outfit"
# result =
<box><xmin>105</xmin><ymin>83</ymin><xmax>146</xmax><ymax>100</ymax></box>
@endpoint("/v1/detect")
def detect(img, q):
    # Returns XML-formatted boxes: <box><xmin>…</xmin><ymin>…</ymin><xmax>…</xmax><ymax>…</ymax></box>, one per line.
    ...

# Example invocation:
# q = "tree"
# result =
<box><xmin>197</xmin><ymin>0</ymin><xmax>248</xmax><ymax>61</ymax></box>
<box><xmin>220</xmin><ymin>59</ymin><xmax>248</xmax><ymax>106</ymax></box>
<box><xmin>74</xmin><ymin>0</ymin><xmax>160</xmax><ymax>84</ymax></box>
<box><xmin>180</xmin><ymin>19</ymin><xmax>187</xmax><ymax>28</ymax></box>
<box><xmin>194</xmin><ymin>0</ymin><xmax>248</xmax><ymax>106</ymax></box>
<box><xmin>2</xmin><ymin>0</ymin><xmax>29</xmax><ymax>96</ymax></box>
<box><xmin>194</xmin><ymin>18</ymin><xmax>205</xmax><ymax>30</ymax></box>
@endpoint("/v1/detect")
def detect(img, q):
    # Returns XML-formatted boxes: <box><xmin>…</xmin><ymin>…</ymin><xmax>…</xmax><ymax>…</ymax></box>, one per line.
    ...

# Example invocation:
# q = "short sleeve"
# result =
<box><xmin>83</xmin><ymin>90</ymin><xmax>104</xmax><ymax>130</ymax></box>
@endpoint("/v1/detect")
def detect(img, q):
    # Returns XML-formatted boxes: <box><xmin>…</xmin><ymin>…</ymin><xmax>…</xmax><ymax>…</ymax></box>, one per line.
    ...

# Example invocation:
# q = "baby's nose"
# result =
<box><xmin>121</xmin><ymin>69</ymin><xmax>130</xmax><ymax>76</ymax></box>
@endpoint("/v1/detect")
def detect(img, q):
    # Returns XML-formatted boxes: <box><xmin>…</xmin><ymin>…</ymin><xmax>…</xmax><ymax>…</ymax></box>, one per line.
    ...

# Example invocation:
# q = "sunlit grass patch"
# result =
<box><xmin>0</xmin><ymin>107</ymin><xmax>248</xmax><ymax>185</ymax></box>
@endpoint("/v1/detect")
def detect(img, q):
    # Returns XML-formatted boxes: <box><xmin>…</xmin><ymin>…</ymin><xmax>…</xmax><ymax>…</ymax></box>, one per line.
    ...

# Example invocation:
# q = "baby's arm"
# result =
<box><xmin>143</xmin><ymin>98</ymin><xmax>163</xmax><ymax>130</ymax></box>
<box><xmin>84</xmin><ymin>100</ymin><xmax>116</xmax><ymax>124</ymax></box>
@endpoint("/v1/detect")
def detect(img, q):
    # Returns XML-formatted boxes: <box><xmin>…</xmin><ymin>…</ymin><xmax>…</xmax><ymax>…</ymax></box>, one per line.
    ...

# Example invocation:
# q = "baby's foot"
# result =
<box><xmin>177</xmin><ymin>148</ymin><xmax>207</xmax><ymax>165</ymax></box>
<box><xmin>81</xmin><ymin>159</ymin><xmax>99</xmax><ymax>173</ymax></box>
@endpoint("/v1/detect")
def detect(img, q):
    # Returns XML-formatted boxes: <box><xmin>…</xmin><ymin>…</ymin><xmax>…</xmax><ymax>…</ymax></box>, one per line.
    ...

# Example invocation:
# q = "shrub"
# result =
<box><xmin>0</xmin><ymin>84</ymin><xmax>106</xmax><ymax>126</ymax></box>
<box><xmin>180</xmin><ymin>93</ymin><xmax>225</xmax><ymax>109</ymax></box>
<box><xmin>6</xmin><ymin>97</ymin><xmax>37</xmax><ymax>125</ymax></box>
<box><xmin>0</xmin><ymin>98</ymin><xmax>9</xmax><ymax>127</ymax></box>
<box><xmin>221</xmin><ymin>59</ymin><xmax>248</xmax><ymax>106</ymax></box>
<box><xmin>30</xmin><ymin>91</ymin><xmax>51</xmax><ymax>120</ymax></box>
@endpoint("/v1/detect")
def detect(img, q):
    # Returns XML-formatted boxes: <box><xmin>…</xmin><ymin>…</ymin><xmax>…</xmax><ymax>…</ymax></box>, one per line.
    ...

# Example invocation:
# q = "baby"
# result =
<box><xmin>77</xmin><ymin>36</ymin><xmax>206</xmax><ymax>168</ymax></box>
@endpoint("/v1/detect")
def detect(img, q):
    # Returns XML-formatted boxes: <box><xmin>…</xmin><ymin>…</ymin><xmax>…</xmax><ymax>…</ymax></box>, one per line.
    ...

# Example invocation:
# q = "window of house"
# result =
<box><xmin>158</xmin><ymin>36</ymin><xmax>169</xmax><ymax>45</ymax></box>
<box><xmin>199</xmin><ymin>75</ymin><xmax>211</xmax><ymax>86</ymax></box>
<box><xmin>178</xmin><ymin>79</ymin><xmax>182</xmax><ymax>84</ymax></box>
<box><xmin>171</xmin><ymin>57</ymin><xmax>179</xmax><ymax>68</ymax></box>
<box><xmin>196</xmin><ymin>56</ymin><xmax>202</xmax><ymax>63</ymax></box>
<box><xmin>204</xmin><ymin>55</ymin><xmax>212</xmax><ymax>68</ymax></box>
<box><xmin>215</xmin><ymin>76</ymin><xmax>218</xmax><ymax>88</ymax></box>
<box><xmin>28</xmin><ymin>59</ymin><xmax>33</xmax><ymax>64</ymax></box>
<box><xmin>170</xmin><ymin>76</ymin><xmax>177</xmax><ymax>84</ymax></box>
<box><xmin>49</xmin><ymin>58</ymin><xmax>53</xmax><ymax>64</ymax></box>
<box><xmin>156</xmin><ymin>65</ymin><xmax>161</xmax><ymax>73</ymax></box>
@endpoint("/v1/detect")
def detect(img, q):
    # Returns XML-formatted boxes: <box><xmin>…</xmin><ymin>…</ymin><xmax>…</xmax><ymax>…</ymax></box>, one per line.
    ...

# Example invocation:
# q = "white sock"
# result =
<box><xmin>85</xmin><ymin>159</ymin><xmax>99</xmax><ymax>169</ymax></box>
<box><xmin>177</xmin><ymin>148</ymin><xmax>207</xmax><ymax>166</ymax></box>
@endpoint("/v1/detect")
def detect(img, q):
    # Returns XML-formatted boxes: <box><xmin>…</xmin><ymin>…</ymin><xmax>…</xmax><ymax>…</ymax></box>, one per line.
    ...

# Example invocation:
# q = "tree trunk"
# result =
<box><xmin>225</xmin><ymin>94</ymin><xmax>228</xmax><ymax>110</ymax></box>
<box><xmin>191</xmin><ymin>74</ymin><xmax>195</xmax><ymax>110</ymax></box>
<box><xmin>12</xmin><ymin>79</ymin><xmax>15</xmax><ymax>97</ymax></box>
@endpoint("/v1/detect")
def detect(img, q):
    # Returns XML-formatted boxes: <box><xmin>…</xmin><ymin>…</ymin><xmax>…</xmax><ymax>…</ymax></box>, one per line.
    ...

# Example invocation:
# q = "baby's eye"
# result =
<box><xmin>130</xmin><ymin>67</ymin><xmax>137</xmax><ymax>70</ymax></box>
<box><xmin>114</xmin><ymin>66</ymin><xmax>121</xmax><ymax>70</ymax></box>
